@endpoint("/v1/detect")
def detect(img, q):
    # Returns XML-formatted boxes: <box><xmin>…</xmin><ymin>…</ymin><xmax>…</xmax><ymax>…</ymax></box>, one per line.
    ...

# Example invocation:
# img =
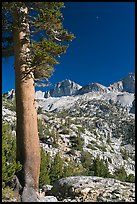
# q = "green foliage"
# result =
<box><xmin>2</xmin><ymin>187</ymin><xmax>15</xmax><ymax>201</ymax></box>
<box><xmin>60</xmin><ymin>127</ymin><xmax>70</xmax><ymax>135</ymax></box>
<box><xmin>63</xmin><ymin>161</ymin><xmax>85</xmax><ymax>178</ymax></box>
<box><xmin>2</xmin><ymin>123</ymin><xmax>22</xmax><ymax>197</ymax></box>
<box><xmin>95</xmin><ymin>143</ymin><xmax>106</xmax><ymax>152</ymax></box>
<box><xmin>70</xmin><ymin>134</ymin><xmax>84</xmax><ymax>151</ymax></box>
<box><xmin>126</xmin><ymin>174</ymin><xmax>135</xmax><ymax>183</ymax></box>
<box><xmin>38</xmin><ymin>119</ymin><xmax>44</xmax><ymax>139</ymax></box>
<box><xmin>80</xmin><ymin>151</ymin><xmax>94</xmax><ymax>176</ymax></box>
<box><xmin>50</xmin><ymin>152</ymin><xmax>63</xmax><ymax>184</ymax></box>
<box><xmin>120</xmin><ymin>148</ymin><xmax>129</xmax><ymax>160</ymax></box>
<box><xmin>92</xmin><ymin>155</ymin><xmax>110</xmax><ymax>178</ymax></box>
<box><xmin>39</xmin><ymin>148</ymin><xmax>51</xmax><ymax>188</ymax></box>
<box><xmin>50</xmin><ymin>129</ymin><xmax>59</xmax><ymax>148</ymax></box>
<box><xmin>113</xmin><ymin>166</ymin><xmax>135</xmax><ymax>182</ymax></box>
<box><xmin>38</xmin><ymin>120</ymin><xmax>59</xmax><ymax>147</ymax></box>
<box><xmin>106</xmin><ymin>133</ymin><xmax>111</xmax><ymax>144</ymax></box>
<box><xmin>77</xmin><ymin>126</ymin><xmax>85</xmax><ymax>134</ymax></box>
<box><xmin>2</xmin><ymin>2</ymin><xmax>75</xmax><ymax>83</ymax></box>
<box><xmin>37</xmin><ymin>107</ymin><xmax>43</xmax><ymax>114</ymax></box>
<box><xmin>87</xmin><ymin>143</ymin><xmax>96</xmax><ymax>150</ymax></box>
<box><xmin>114</xmin><ymin>166</ymin><xmax>127</xmax><ymax>182</ymax></box>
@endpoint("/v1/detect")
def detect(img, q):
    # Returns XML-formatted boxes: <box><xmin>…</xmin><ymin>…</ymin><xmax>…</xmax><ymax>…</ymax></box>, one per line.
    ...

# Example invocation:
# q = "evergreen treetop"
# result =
<box><xmin>2</xmin><ymin>2</ymin><xmax>75</xmax><ymax>85</ymax></box>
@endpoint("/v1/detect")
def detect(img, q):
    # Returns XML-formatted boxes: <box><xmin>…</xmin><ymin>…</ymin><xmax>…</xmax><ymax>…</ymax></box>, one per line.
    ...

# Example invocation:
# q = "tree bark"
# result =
<box><xmin>13</xmin><ymin>6</ymin><xmax>40</xmax><ymax>197</ymax></box>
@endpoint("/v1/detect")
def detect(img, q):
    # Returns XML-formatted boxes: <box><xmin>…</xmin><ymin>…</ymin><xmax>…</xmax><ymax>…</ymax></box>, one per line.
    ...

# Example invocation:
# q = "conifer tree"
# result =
<box><xmin>92</xmin><ymin>155</ymin><xmax>110</xmax><ymax>178</ymax></box>
<box><xmin>2</xmin><ymin>123</ymin><xmax>22</xmax><ymax>189</ymax></box>
<box><xmin>2</xmin><ymin>2</ymin><xmax>75</xmax><ymax>201</ymax></box>
<box><xmin>50</xmin><ymin>152</ymin><xmax>63</xmax><ymax>184</ymax></box>
<box><xmin>39</xmin><ymin>148</ymin><xmax>51</xmax><ymax>188</ymax></box>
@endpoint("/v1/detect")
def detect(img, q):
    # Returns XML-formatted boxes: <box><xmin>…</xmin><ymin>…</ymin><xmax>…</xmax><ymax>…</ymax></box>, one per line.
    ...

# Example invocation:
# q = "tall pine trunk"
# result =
<box><xmin>13</xmin><ymin>7</ymin><xmax>40</xmax><ymax>199</ymax></box>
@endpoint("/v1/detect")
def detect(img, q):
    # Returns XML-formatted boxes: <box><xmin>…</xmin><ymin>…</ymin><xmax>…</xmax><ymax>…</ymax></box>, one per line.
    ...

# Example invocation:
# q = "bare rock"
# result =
<box><xmin>38</xmin><ymin>196</ymin><xmax>58</xmax><ymax>202</ymax></box>
<box><xmin>21</xmin><ymin>186</ymin><xmax>38</xmax><ymax>202</ymax></box>
<box><xmin>51</xmin><ymin>176</ymin><xmax>135</xmax><ymax>202</ymax></box>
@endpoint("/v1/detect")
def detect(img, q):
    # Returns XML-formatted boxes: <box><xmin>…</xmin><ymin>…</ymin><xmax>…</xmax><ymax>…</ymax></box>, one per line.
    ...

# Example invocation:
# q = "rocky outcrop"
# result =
<box><xmin>35</xmin><ymin>90</ymin><xmax>45</xmax><ymax>99</ymax></box>
<box><xmin>21</xmin><ymin>187</ymin><xmax>38</xmax><ymax>202</ymax></box>
<box><xmin>130</xmin><ymin>99</ymin><xmax>135</xmax><ymax>114</ymax></box>
<box><xmin>108</xmin><ymin>81</ymin><xmax>123</xmax><ymax>92</ymax></box>
<box><xmin>76</xmin><ymin>83</ymin><xmax>107</xmax><ymax>95</ymax></box>
<box><xmin>108</xmin><ymin>73</ymin><xmax>135</xmax><ymax>93</ymax></box>
<box><xmin>38</xmin><ymin>195</ymin><xmax>58</xmax><ymax>202</ymax></box>
<box><xmin>51</xmin><ymin>176</ymin><xmax>135</xmax><ymax>202</ymax></box>
<box><xmin>122</xmin><ymin>72</ymin><xmax>135</xmax><ymax>93</ymax></box>
<box><xmin>7</xmin><ymin>89</ymin><xmax>15</xmax><ymax>100</ymax></box>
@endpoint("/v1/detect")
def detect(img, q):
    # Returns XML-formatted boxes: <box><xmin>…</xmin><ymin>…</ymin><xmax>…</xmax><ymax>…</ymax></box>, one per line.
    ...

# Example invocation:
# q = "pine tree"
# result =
<box><xmin>126</xmin><ymin>173</ymin><xmax>135</xmax><ymax>183</ymax></box>
<box><xmin>39</xmin><ymin>148</ymin><xmax>51</xmax><ymax>188</ymax></box>
<box><xmin>92</xmin><ymin>155</ymin><xmax>110</xmax><ymax>178</ymax></box>
<box><xmin>114</xmin><ymin>166</ymin><xmax>127</xmax><ymax>182</ymax></box>
<box><xmin>2</xmin><ymin>123</ymin><xmax>22</xmax><ymax>198</ymax></box>
<box><xmin>92</xmin><ymin>155</ymin><xmax>101</xmax><ymax>176</ymax></box>
<box><xmin>2</xmin><ymin>2</ymin><xmax>75</xmax><ymax>201</ymax></box>
<box><xmin>50</xmin><ymin>152</ymin><xmax>63</xmax><ymax>184</ymax></box>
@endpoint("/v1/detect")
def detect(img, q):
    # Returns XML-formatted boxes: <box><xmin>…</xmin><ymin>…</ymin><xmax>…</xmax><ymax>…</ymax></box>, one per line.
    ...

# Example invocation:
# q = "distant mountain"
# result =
<box><xmin>108</xmin><ymin>73</ymin><xmax>135</xmax><ymax>93</ymax></box>
<box><xmin>122</xmin><ymin>73</ymin><xmax>135</xmax><ymax>93</ymax></box>
<box><xmin>38</xmin><ymin>72</ymin><xmax>135</xmax><ymax>98</ymax></box>
<box><xmin>3</xmin><ymin>72</ymin><xmax>135</xmax><ymax>100</ymax></box>
<box><xmin>76</xmin><ymin>83</ymin><xmax>107</xmax><ymax>95</ymax></box>
<box><xmin>44</xmin><ymin>79</ymin><xmax>82</xmax><ymax>98</ymax></box>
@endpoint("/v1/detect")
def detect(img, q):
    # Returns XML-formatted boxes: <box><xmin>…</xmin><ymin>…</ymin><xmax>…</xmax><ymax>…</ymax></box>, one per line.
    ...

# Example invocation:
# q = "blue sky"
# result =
<box><xmin>2</xmin><ymin>2</ymin><xmax>135</xmax><ymax>93</ymax></box>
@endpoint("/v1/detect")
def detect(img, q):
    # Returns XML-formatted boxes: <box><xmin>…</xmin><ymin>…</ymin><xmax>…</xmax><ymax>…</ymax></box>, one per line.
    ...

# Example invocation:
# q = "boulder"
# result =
<box><xmin>51</xmin><ymin>176</ymin><xmax>135</xmax><ymax>202</ymax></box>
<box><xmin>38</xmin><ymin>196</ymin><xmax>58</xmax><ymax>202</ymax></box>
<box><xmin>21</xmin><ymin>186</ymin><xmax>38</xmax><ymax>202</ymax></box>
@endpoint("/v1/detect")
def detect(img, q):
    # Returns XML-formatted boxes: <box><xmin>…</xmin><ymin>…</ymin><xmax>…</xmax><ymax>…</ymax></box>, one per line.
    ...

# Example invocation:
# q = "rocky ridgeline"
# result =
<box><xmin>37</xmin><ymin>72</ymin><xmax>135</xmax><ymax>97</ymax></box>
<box><xmin>5</xmin><ymin>73</ymin><xmax>135</xmax><ymax>99</ymax></box>
<box><xmin>38</xmin><ymin>176</ymin><xmax>135</xmax><ymax>202</ymax></box>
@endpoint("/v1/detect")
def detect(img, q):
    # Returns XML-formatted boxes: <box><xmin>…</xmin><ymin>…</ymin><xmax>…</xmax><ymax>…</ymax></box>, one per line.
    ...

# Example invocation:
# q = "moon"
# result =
<box><xmin>96</xmin><ymin>16</ymin><xmax>100</xmax><ymax>20</ymax></box>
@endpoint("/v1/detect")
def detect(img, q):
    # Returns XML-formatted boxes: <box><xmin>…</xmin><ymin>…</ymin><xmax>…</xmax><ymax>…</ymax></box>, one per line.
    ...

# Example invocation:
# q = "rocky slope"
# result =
<box><xmin>2</xmin><ymin>72</ymin><xmax>135</xmax><ymax>202</ymax></box>
<box><xmin>50</xmin><ymin>176</ymin><xmax>135</xmax><ymax>202</ymax></box>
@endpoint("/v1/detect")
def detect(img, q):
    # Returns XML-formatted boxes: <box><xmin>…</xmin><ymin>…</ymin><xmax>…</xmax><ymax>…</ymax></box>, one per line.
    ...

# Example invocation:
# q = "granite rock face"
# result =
<box><xmin>51</xmin><ymin>176</ymin><xmax>135</xmax><ymax>202</ymax></box>
<box><xmin>122</xmin><ymin>73</ymin><xmax>135</xmax><ymax>93</ymax></box>
<box><xmin>44</xmin><ymin>79</ymin><xmax>82</xmax><ymax>98</ymax></box>
<box><xmin>76</xmin><ymin>83</ymin><xmax>107</xmax><ymax>95</ymax></box>
<box><xmin>108</xmin><ymin>73</ymin><xmax>135</xmax><ymax>93</ymax></box>
<box><xmin>21</xmin><ymin>186</ymin><xmax>38</xmax><ymax>202</ymax></box>
<box><xmin>38</xmin><ymin>195</ymin><xmax>58</xmax><ymax>202</ymax></box>
<box><xmin>7</xmin><ymin>89</ymin><xmax>15</xmax><ymax>100</ymax></box>
<box><xmin>130</xmin><ymin>99</ymin><xmax>135</xmax><ymax>114</ymax></box>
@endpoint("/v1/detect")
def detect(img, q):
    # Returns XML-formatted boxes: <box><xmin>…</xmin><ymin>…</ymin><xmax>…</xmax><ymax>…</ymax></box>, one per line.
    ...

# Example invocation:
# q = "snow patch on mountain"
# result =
<box><xmin>36</xmin><ymin>91</ymin><xmax>134</xmax><ymax>113</ymax></box>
